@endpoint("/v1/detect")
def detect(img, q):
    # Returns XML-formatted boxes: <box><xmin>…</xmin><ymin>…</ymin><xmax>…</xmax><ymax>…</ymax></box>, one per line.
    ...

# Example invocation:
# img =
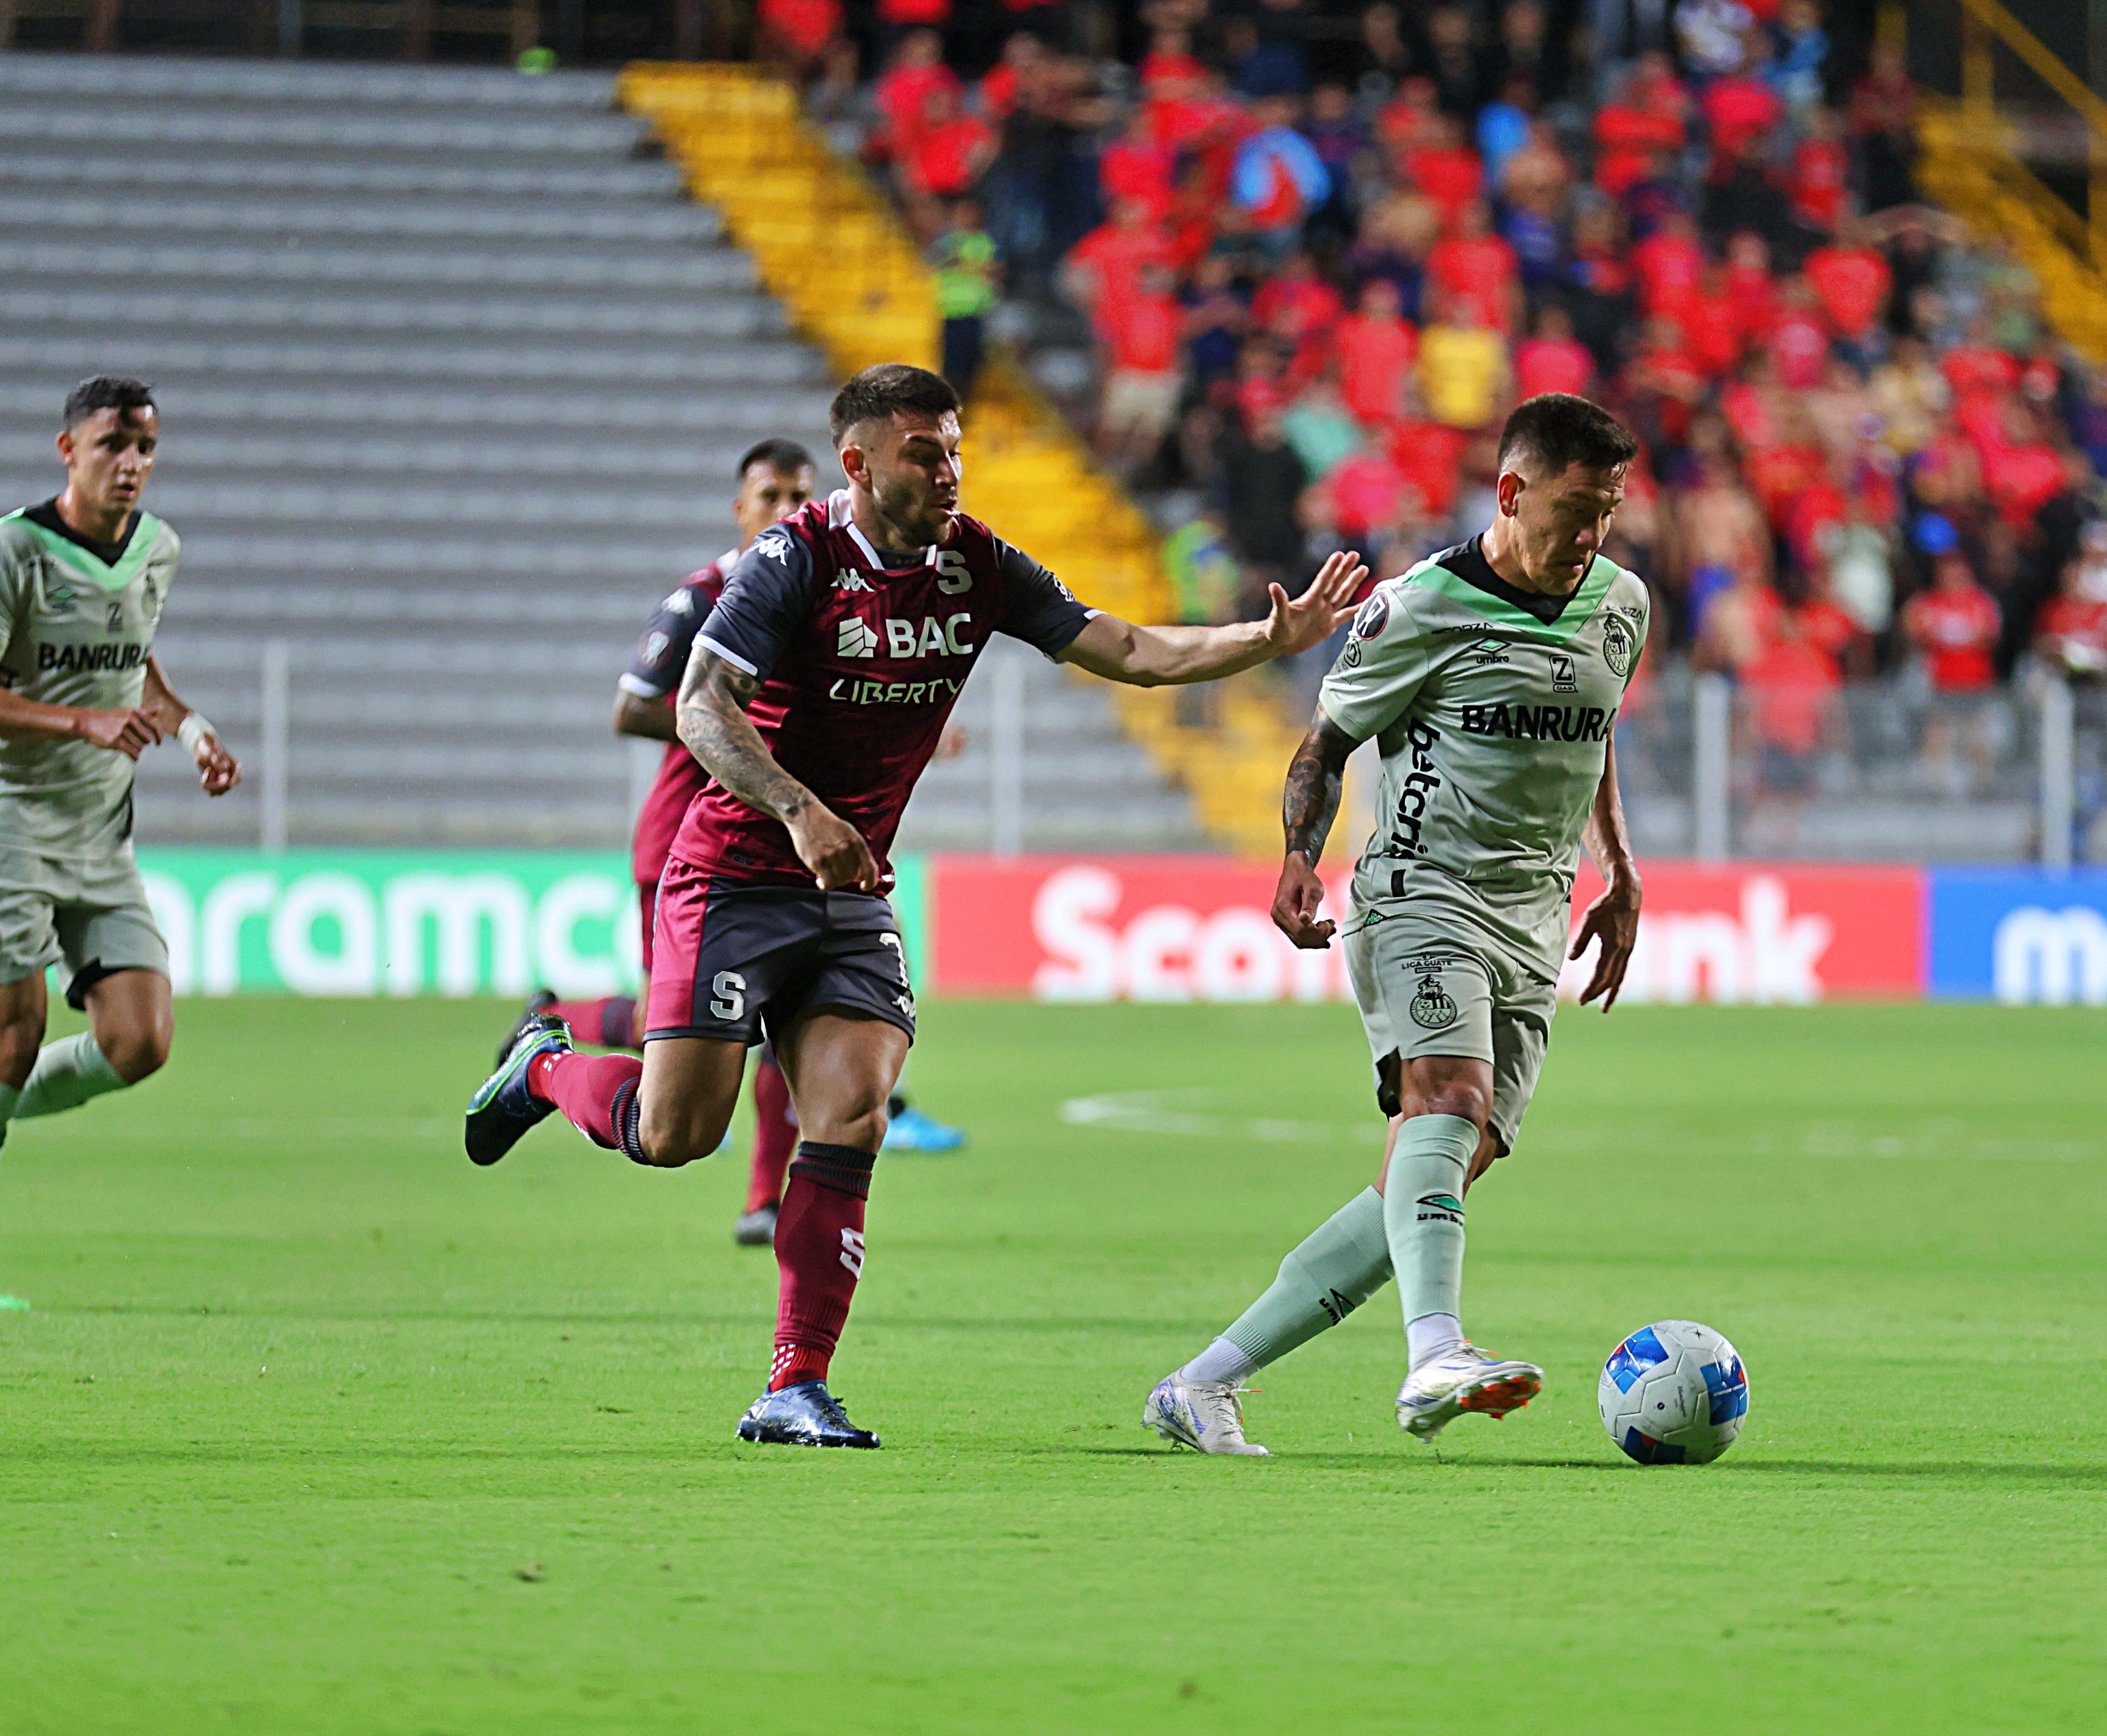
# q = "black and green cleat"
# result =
<box><xmin>464</xmin><ymin>1014</ymin><xmax>572</xmax><ymax>1168</ymax></box>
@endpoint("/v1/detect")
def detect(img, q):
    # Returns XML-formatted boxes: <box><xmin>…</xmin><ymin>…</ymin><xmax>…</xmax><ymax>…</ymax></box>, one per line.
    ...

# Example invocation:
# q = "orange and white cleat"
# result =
<box><xmin>1395</xmin><ymin>1344</ymin><xmax>1543</xmax><ymax>1441</ymax></box>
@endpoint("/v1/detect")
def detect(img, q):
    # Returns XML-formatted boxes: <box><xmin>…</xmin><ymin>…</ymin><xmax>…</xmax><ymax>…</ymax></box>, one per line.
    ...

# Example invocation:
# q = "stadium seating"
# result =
<box><xmin>0</xmin><ymin>51</ymin><xmax>1205</xmax><ymax>852</ymax></box>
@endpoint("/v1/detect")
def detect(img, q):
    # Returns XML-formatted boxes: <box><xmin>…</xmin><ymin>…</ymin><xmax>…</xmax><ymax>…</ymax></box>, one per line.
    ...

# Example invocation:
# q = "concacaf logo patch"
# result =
<box><xmin>1350</xmin><ymin>591</ymin><xmax>1390</xmax><ymax>641</ymax></box>
<box><xmin>1408</xmin><ymin>973</ymin><xmax>1458</xmax><ymax>1029</ymax></box>
<box><xmin>1602</xmin><ymin>615</ymin><xmax>1633</xmax><ymax>677</ymax></box>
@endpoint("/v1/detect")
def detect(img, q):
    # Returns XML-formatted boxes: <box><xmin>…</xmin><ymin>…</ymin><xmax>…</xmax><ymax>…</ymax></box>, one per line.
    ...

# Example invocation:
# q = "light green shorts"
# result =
<box><xmin>1342</xmin><ymin>897</ymin><xmax>1558</xmax><ymax>1155</ymax></box>
<box><xmin>0</xmin><ymin>847</ymin><xmax>168</xmax><ymax>1009</ymax></box>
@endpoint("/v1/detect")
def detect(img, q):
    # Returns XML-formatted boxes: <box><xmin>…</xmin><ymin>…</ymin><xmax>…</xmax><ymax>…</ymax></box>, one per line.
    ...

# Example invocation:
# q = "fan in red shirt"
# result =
<box><xmin>1790</xmin><ymin>110</ymin><xmax>1850</xmax><ymax>231</ymax></box>
<box><xmin>1631</xmin><ymin>210</ymin><xmax>1706</xmax><ymax>327</ymax></box>
<box><xmin>898</xmin><ymin>85</ymin><xmax>995</xmax><ymax>201</ymax></box>
<box><xmin>1805</xmin><ymin>228</ymin><xmax>1893</xmax><ymax>342</ymax></box>
<box><xmin>467</xmin><ymin>365</ymin><xmax>1364</xmax><ymax>1449</ymax></box>
<box><xmin>517</xmin><ymin>440</ymin><xmax>816</xmax><ymax>1249</ymax></box>
<box><xmin>1904</xmin><ymin>551</ymin><xmax>2002</xmax><ymax>690</ymax></box>
<box><xmin>1770</xmin><ymin>277</ymin><xmax>1832</xmax><ymax>390</ymax></box>
<box><xmin>1403</xmin><ymin>116</ymin><xmax>1484</xmax><ymax>230</ymax></box>
<box><xmin>1424</xmin><ymin>200</ymin><xmax>1520</xmax><ymax>336</ymax></box>
<box><xmin>1062</xmin><ymin>199</ymin><xmax>1176</xmax><ymax>320</ymax></box>
<box><xmin>1097</xmin><ymin>267</ymin><xmax>1186</xmax><ymax>470</ymax></box>
<box><xmin>1744</xmin><ymin>608</ymin><xmax>1840</xmax><ymax>794</ymax></box>
<box><xmin>871</xmin><ymin>29</ymin><xmax>957</xmax><ymax>164</ymax></box>
<box><xmin>1515</xmin><ymin>303</ymin><xmax>1594</xmax><ymax>399</ymax></box>
<box><xmin>1098</xmin><ymin>107</ymin><xmax>1176</xmax><ymax>220</ymax></box>
<box><xmin>1384</xmin><ymin>412</ymin><xmax>1466</xmax><ymax>519</ymax></box>
<box><xmin>1703</xmin><ymin>70</ymin><xmax>1783</xmax><ymax>160</ymax></box>
<box><xmin>1333</xmin><ymin>277</ymin><xmax>1418</xmax><ymax>426</ymax></box>
<box><xmin>1723</xmin><ymin>231</ymin><xmax>1781</xmax><ymax>341</ymax></box>
<box><xmin>2035</xmin><ymin>558</ymin><xmax>2107</xmax><ymax>679</ymax></box>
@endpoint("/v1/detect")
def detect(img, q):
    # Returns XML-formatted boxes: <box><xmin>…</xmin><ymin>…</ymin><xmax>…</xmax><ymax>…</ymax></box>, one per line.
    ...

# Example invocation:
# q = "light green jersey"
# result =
<box><xmin>1318</xmin><ymin>537</ymin><xmax>1649</xmax><ymax>980</ymax></box>
<box><xmin>0</xmin><ymin>504</ymin><xmax>179</xmax><ymax>860</ymax></box>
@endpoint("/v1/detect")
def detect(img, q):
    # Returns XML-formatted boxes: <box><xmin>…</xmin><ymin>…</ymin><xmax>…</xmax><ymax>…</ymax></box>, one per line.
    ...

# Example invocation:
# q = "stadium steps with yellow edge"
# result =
<box><xmin>616</xmin><ymin>60</ymin><xmax>1308</xmax><ymax>858</ymax></box>
<box><xmin>1910</xmin><ymin>0</ymin><xmax>2107</xmax><ymax>363</ymax></box>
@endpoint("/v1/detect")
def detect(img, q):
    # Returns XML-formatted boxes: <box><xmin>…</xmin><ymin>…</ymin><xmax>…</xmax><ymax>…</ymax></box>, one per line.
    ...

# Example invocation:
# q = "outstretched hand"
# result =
<box><xmin>1569</xmin><ymin>874</ymin><xmax>1641</xmax><ymax>1010</ymax></box>
<box><xmin>194</xmin><ymin>734</ymin><xmax>241</xmax><ymax>797</ymax></box>
<box><xmin>1263</xmin><ymin>549</ymin><xmax>1368</xmax><ymax>659</ymax></box>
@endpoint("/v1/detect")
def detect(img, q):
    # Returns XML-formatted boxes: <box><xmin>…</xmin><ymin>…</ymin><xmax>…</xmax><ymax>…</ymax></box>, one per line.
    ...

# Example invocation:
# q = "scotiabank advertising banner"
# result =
<box><xmin>927</xmin><ymin>855</ymin><xmax>1927</xmax><ymax>1004</ymax></box>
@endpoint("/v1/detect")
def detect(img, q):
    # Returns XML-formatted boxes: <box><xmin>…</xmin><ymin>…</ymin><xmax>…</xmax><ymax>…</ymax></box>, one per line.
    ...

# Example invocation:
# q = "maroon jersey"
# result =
<box><xmin>675</xmin><ymin>489</ymin><xmax>1093</xmax><ymax>888</ymax></box>
<box><xmin>619</xmin><ymin>551</ymin><xmax>734</xmax><ymax>886</ymax></box>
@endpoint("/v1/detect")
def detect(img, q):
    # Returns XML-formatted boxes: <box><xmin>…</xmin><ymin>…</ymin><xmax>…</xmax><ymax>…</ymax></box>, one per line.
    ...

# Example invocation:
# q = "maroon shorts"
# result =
<box><xmin>643</xmin><ymin>857</ymin><xmax>916</xmax><ymax>1047</ymax></box>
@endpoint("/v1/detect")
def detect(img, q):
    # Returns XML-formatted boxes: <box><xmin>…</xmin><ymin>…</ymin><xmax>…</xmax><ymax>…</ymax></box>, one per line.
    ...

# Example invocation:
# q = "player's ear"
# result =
<box><xmin>1496</xmin><ymin>469</ymin><xmax>1523</xmax><ymax>517</ymax></box>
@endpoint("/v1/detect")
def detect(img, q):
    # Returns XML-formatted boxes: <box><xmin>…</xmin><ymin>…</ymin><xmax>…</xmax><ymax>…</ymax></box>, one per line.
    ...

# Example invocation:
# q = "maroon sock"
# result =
<box><xmin>528</xmin><ymin>1050</ymin><xmax>646</xmax><ymax>1161</ymax></box>
<box><xmin>744</xmin><ymin>1057</ymin><xmax>798</xmax><ymax>1213</ymax></box>
<box><xmin>542</xmin><ymin>997</ymin><xmax>639</xmax><ymax>1051</ymax></box>
<box><xmin>768</xmin><ymin>1142</ymin><xmax>874</xmax><ymax>1390</ymax></box>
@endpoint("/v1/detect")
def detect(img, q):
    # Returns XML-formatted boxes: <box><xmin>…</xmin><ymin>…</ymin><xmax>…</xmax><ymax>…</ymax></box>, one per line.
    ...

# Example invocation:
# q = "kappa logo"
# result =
<box><xmin>752</xmin><ymin>527</ymin><xmax>794</xmax><ymax>561</ymax></box>
<box><xmin>835</xmin><ymin>568</ymin><xmax>874</xmax><ymax>592</ymax></box>
<box><xmin>1469</xmin><ymin>638</ymin><xmax>1512</xmax><ymax>666</ymax></box>
<box><xmin>838</xmin><ymin>617</ymin><xmax>881</xmax><ymax>658</ymax></box>
<box><xmin>1550</xmin><ymin>652</ymin><xmax>1577</xmax><ymax>693</ymax></box>
<box><xmin>1602</xmin><ymin>615</ymin><xmax>1634</xmax><ymax>677</ymax></box>
<box><xmin>1408</xmin><ymin>973</ymin><xmax>1459</xmax><ymax>1029</ymax></box>
<box><xmin>661</xmin><ymin>589</ymin><xmax>696</xmax><ymax>615</ymax></box>
<box><xmin>1415</xmin><ymin>1191</ymin><xmax>1464</xmax><ymax>1225</ymax></box>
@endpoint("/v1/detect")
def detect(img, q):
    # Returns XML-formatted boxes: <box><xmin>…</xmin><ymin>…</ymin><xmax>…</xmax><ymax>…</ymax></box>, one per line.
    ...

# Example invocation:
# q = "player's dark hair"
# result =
<box><xmin>1496</xmin><ymin>393</ymin><xmax>1637</xmax><ymax>478</ymax></box>
<box><xmin>828</xmin><ymin>364</ymin><xmax>960</xmax><ymax>445</ymax></box>
<box><xmin>63</xmin><ymin>376</ymin><xmax>156</xmax><ymax>431</ymax></box>
<box><xmin>737</xmin><ymin>437</ymin><xmax>814</xmax><ymax>480</ymax></box>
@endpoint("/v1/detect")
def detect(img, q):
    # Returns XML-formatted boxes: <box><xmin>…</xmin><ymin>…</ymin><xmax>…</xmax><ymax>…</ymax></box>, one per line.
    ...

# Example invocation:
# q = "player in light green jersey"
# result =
<box><xmin>0</xmin><ymin>378</ymin><xmax>240</xmax><ymax>1308</ymax></box>
<box><xmin>1145</xmin><ymin>393</ymin><xmax>1646</xmax><ymax>1453</ymax></box>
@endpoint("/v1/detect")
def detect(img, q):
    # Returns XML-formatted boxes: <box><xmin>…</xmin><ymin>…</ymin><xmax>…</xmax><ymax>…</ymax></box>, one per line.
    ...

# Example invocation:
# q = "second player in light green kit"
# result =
<box><xmin>1145</xmin><ymin>394</ymin><xmax>1647</xmax><ymax>1454</ymax></box>
<box><xmin>0</xmin><ymin>378</ymin><xmax>241</xmax><ymax>1309</ymax></box>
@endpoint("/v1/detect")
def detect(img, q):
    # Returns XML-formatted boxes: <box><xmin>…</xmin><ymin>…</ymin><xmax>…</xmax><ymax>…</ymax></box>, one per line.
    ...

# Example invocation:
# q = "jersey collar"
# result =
<box><xmin>830</xmin><ymin>488</ymin><xmax>946</xmax><ymax>573</ymax></box>
<box><xmin>12</xmin><ymin>501</ymin><xmax>163</xmax><ymax>593</ymax></box>
<box><xmin>1414</xmin><ymin>535</ymin><xmax>1618</xmax><ymax>643</ymax></box>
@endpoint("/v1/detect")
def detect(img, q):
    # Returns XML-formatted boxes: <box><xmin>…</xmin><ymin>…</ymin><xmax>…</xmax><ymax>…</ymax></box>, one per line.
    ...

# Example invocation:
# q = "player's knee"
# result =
<box><xmin>1418</xmin><ymin>1079</ymin><xmax>1491</xmax><ymax>1130</ymax></box>
<box><xmin>635</xmin><ymin>1101</ymin><xmax>731</xmax><ymax>1169</ymax></box>
<box><xmin>99</xmin><ymin>1021</ymin><xmax>170</xmax><ymax>1084</ymax></box>
<box><xmin>800</xmin><ymin>1100</ymin><xmax>887</xmax><ymax>1154</ymax></box>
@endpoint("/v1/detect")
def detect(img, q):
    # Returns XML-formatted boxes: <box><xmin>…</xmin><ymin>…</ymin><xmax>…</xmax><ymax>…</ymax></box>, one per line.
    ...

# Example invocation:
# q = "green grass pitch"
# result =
<box><xmin>1</xmin><ymin>996</ymin><xmax>2102</xmax><ymax>1734</ymax></box>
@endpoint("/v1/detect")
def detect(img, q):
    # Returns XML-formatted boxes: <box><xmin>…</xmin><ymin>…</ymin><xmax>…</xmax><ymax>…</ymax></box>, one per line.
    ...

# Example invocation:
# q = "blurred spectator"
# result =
<box><xmin>1419</xmin><ymin>303</ymin><xmax>1509</xmax><ymax>430</ymax></box>
<box><xmin>1097</xmin><ymin>265</ymin><xmax>1185</xmax><ymax>477</ymax></box>
<box><xmin>756</xmin><ymin>0</ymin><xmax>843</xmax><ymax>81</ymax></box>
<box><xmin>1744</xmin><ymin>606</ymin><xmax>1842</xmax><ymax>803</ymax></box>
<box><xmin>1216</xmin><ymin>410</ymin><xmax>1310</xmax><ymax>584</ymax></box>
<box><xmin>898</xmin><ymin>82</ymin><xmax>995</xmax><ymax>202</ymax></box>
<box><xmin>1333</xmin><ymin>278</ymin><xmax>1418</xmax><ymax>427</ymax></box>
<box><xmin>1425</xmin><ymin>200</ymin><xmax>1521</xmax><ymax>336</ymax></box>
<box><xmin>1231</xmin><ymin>96</ymin><xmax>1331</xmax><ymax>251</ymax></box>
<box><xmin>1906</xmin><ymin>551</ymin><xmax>2002</xmax><ymax>692</ymax></box>
<box><xmin>928</xmin><ymin>197</ymin><xmax>999</xmax><ymax>399</ymax></box>
<box><xmin>1515</xmin><ymin>304</ymin><xmax>1594</xmax><ymax>400</ymax></box>
<box><xmin>1162</xmin><ymin>508</ymin><xmax>1243</xmax><ymax>625</ymax></box>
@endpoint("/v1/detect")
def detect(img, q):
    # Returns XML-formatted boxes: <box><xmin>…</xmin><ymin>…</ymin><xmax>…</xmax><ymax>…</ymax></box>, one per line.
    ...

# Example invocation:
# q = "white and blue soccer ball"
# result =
<box><xmin>1599</xmin><ymin>1320</ymin><xmax>1748</xmax><ymax>1465</ymax></box>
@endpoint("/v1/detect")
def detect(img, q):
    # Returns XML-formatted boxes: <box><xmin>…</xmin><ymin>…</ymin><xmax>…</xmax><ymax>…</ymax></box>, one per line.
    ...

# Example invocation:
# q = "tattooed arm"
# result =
<box><xmin>1270</xmin><ymin>710</ymin><xmax>1361</xmax><ymax>949</ymax></box>
<box><xmin>676</xmin><ymin>646</ymin><xmax>879</xmax><ymax>892</ymax></box>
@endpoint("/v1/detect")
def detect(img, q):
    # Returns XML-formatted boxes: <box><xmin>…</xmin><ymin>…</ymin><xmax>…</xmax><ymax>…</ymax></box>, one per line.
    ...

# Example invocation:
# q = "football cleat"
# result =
<box><xmin>494</xmin><ymin>988</ymin><xmax>558</xmax><ymax>1068</ymax></box>
<box><xmin>881</xmin><ymin>1104</ymin><xmax>966</xmax><ymax>1154</ymax></box>
<box><xmin>464</xmin><ymin>1014</ymin><xmax>572</xmax><ymax>1167</ymax></box>
<box><xmin>1396</xmin><ymin>1343</ymin><xmax>1543</xmax><ymax>1440</ymax></box>
<box><xmin>1143</xmin><ymin>1373</ymin><xmax>1271</xmax><ymax>1455</ymax></box>
<box><xmin>731</xmin><ymin>1204</ymin><xmax>778</xmax><ymax>1246</ymax></box>
<box><xmin>736</xmin><ymin>1380</ymin><xmax>879</xmax><ymax>1448</ymax></box>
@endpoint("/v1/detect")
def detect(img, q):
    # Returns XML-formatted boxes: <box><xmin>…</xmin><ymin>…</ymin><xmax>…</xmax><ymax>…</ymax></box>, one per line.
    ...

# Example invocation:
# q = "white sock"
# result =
<box><xmin>1407</xmin><ymin>1313</ymin><xmax>1465</xmax><ymax>1370</ymax></box>
<box><xmin>15</xmin><ymin>1033</ymin><xmax>127</xmax><ymax>1119</ymax></box>
<box><xmin>1180</xmin><ymin>1336</ymin><xmax>1258</xmax><ymax>1387</ymax></box>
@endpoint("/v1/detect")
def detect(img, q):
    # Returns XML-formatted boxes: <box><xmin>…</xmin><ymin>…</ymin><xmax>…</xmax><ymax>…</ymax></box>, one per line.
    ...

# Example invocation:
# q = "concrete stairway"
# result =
<box><xmin>0</xmin><ymin>52</ymin><xmax>1205</xmax><ymax>854</ymax></box>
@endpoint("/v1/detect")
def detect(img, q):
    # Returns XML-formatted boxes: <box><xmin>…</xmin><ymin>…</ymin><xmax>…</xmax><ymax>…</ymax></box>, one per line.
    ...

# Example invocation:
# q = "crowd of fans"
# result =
<box><xmin>760</xmin><ymin>0</ymin><xmax>2107</xmax><ymax>740</ymax></box>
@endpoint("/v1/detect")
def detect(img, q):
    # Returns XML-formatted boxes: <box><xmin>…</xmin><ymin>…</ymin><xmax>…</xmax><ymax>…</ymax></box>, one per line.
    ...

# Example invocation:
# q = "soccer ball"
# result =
<box><xmin>1599</xmin><ymin>1320</ymin><xmax>1748</xmax><ymax>1465</ymax></box>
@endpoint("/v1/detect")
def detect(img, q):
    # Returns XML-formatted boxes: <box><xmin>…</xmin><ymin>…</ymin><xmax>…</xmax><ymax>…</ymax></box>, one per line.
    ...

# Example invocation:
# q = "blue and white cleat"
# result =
<box><xmin>736</xmin><ymin>1380</ymin><xmax>880</xmax><ymax>1448</ymax></box>
<box><xmin>1395</xmin><ymin>1343</ymin><xmax>1542</xmax><ymax>1441</ymax></box>
<box><xmin>882</xmin><ymin>1103</ymin><xmax>966</xmax><ymax>1154</ymax></box>
<box><xmin>464</xmin><ymin>1014</ymin><xmax>572</xmax><ymax>1167</ymax></box>
<box><xmin>1143</xmin><ymin>1372</ymin><xmax>1270</xmax><ymax>1455</ymax></box>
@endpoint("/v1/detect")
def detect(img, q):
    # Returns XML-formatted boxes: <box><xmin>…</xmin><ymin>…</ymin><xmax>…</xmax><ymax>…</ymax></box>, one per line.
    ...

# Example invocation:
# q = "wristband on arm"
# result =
<box><xmin>177</xmin><ymin>713</ymin><xmax>217</xmax><ymax>756</ymax></box>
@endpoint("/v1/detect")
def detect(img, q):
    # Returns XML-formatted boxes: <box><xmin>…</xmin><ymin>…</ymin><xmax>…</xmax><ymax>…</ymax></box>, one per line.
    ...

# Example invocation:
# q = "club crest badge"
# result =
<box><xmin>1602</xmin><ymin>615</ymin><xmax>1633</xmax><ymax>677</ymax></box>
<box><xmin>1408</xmin><ymin>973</ymin><xmax>1459</xmax><ymax>1029</ymax></box>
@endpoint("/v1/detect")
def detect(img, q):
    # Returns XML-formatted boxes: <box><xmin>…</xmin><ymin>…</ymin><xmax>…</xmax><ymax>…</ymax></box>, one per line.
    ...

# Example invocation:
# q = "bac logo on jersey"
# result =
<box><xmin>838</xmin><ymin>614</ymin><xmax>975</xmax><ymax>660</ymax></box>
<box><xmin>1550</xmin><ymin>652</ymin><xmax>1577</xmax><ymax>693</ymax></box>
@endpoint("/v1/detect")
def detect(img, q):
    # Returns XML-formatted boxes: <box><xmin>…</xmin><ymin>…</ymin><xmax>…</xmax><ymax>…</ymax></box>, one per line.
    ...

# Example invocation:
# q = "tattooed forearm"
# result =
<box><xmin>1283</xmin><ymin>713</ymin><xmax>1357</xmax><ymax>865</ymax></box>
<box><xmin>676</xmin><ymin>649</ymin><xmax>817</xmax><ymax>824</ymax></box>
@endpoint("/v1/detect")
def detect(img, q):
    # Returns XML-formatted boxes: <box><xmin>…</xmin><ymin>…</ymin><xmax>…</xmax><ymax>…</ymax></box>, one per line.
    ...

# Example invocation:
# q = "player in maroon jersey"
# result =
<box><xmin>466</xmin><ymin>364</ymin><xmax>1366</xmax><ymax>1448</ymax></box>
<box><xmin>503</xmin><ymin>439</ymin><xmax>815</xmax><ymax>1248</ymax></box>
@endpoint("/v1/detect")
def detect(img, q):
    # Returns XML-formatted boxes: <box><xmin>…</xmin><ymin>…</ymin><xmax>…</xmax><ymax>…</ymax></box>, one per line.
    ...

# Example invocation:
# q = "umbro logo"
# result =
<box><xmin>838</xmin><ymin>617</ymin><xmax>880</xmax><ymax>658</ymax></box>
<box><xmin>835</xmin><ymin>568</ymin><xmax>874</xmax><ymax>592</ymax></box>
<box><xmin>1469</xmin><ymin>638</ymin><xmax>1511</xmax><ymax>666</ymax></box>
